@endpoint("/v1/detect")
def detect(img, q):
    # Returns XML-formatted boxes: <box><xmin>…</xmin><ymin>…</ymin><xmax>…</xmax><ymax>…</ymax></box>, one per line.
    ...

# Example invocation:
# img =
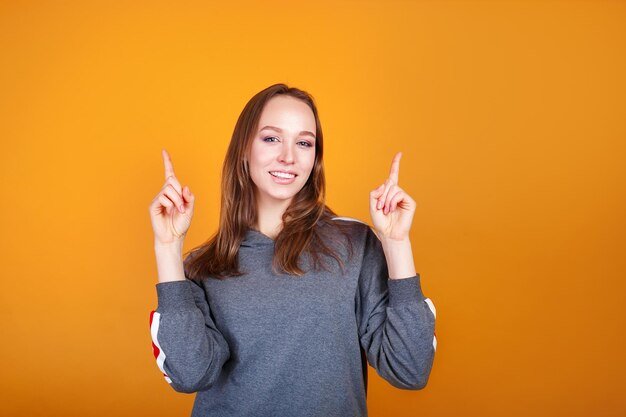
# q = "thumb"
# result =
<box><xmin>369</xmin><ymin>184</ymin><xmax>384</xmax><ymax>211</ymax></box>
<box><xmin>182</xmin><ymin>186</ymin><xmax>194</xmax><ymax>205</ymax></box>
<box><xmin>371</xmin><ymin>183</ymin><xmax>384</xmax><ymax>199</ymax></box>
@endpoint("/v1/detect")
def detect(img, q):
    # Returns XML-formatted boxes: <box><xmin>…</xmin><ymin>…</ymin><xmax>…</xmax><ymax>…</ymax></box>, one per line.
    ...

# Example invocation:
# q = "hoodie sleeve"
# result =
<box><xmin>355</xmin><ymin>226</ymin><xmax>437</xmax><ymax>390</ymax></box>
<box><xmin>149</xmin><ymin>277</ymin><xmax>231</xmax><ymax>393</ymax></box>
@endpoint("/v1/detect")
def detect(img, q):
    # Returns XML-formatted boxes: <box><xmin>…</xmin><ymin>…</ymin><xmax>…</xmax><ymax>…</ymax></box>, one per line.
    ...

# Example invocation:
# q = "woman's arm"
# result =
<box><xmin>149</xmin><ymin>250</ymin><xmax>231</xmax><ymax>393</ymax></box>
<box><xmin>380</xmin><ymin>237</ymin><xmax>416</xmax><ymax>280</ymax></box>
<box><xmin>356</xmin><ymin>227</ymin><xmax>436</xmax><ymax>390</ymax></box>
<box><xmin>148</xmin><ymin>150</ymin><xmax>230</xmax><ymax>391</ymax></box>
<box><xmin>360</xmin><ymin>151</ymin><xmax>436</xmax><ymax>388</ymax></box>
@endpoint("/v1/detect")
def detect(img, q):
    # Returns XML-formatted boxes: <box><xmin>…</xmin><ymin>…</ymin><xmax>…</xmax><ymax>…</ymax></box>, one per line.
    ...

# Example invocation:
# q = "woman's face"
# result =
<box><xmin>247</xmin><ymin>95</ymin><xmax>317</xmax><ymax>208</ymax></box>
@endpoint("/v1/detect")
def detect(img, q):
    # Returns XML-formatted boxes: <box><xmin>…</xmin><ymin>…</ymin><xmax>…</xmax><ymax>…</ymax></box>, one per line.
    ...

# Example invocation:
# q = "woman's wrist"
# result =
<box><xmin>380</xmin><ymin>238</ymin><xmax>417</xmax><ymax>280</ymax></box>
<box><xmin>154</xmin><ymin>239</ymin><xmax>184</xmax><ymax>253</ymax></box>
<box><xmin>154</xmin><ymin>240</ymin><xmax>186</xmax><ymax>283</ymax></box>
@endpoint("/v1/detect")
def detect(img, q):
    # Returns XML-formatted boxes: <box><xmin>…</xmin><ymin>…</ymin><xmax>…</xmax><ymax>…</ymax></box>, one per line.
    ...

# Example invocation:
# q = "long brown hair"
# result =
<box><xmin>184</xmin><ymin>83</ymin><xmax>355</xmax><ymax>280</ymax></box>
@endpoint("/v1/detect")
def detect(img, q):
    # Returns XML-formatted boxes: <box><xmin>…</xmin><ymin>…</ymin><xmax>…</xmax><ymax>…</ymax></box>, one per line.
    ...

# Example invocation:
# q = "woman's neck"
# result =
<box><xmin>255</xmin><ymin>197</ymin><xmax>291</xmax><ymax>239</ymax></box>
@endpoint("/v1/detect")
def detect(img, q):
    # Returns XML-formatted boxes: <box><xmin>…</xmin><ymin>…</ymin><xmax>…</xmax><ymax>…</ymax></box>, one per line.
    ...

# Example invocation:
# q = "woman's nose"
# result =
<box><xmin>278</xmin><ymin>142</ymin><xmax>294</xmax><ymax>163</ymax></box>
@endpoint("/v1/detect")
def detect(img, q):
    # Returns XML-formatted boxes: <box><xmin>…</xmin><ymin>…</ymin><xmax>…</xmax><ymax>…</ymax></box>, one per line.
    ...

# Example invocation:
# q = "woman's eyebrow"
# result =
<box><xmin>259</xmin><ymin>125</ymin><xmax>316</xmax><ymax>139</ymax></box>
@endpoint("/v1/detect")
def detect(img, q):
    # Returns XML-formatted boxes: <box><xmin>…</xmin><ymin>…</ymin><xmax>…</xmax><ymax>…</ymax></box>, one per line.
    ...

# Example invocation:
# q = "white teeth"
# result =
<box><xmin>270</xmin><ymin>171</ymin><xmax>295</xmax><ymax>179</ymax></box>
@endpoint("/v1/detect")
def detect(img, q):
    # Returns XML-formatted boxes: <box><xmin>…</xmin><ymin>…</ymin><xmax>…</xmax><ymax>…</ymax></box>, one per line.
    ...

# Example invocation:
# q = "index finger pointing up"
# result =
<box><xmin>162</xmin><ymin>149</ymin><xmax>176</xmax><ymax>180</ymax></box>
<box><xmin>388</xmin><ymin>151</ymin><xmax>402</xmax><ymax>184</ymax></box>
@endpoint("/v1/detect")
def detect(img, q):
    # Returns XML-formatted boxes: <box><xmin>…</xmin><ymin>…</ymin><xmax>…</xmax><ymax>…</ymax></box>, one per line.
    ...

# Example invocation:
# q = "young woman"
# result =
<box><xmin>148</xmin><ymin>83</ymin><xmax>436</xmax><ymax>417</ymax></box>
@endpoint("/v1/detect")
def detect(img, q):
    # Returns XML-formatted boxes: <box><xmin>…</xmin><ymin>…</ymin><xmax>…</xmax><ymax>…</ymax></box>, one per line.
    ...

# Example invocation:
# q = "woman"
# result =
<box><xmin>148</xmin><ymin>83</ymin><xmax>436</xmax><ymax>417</ymax></box>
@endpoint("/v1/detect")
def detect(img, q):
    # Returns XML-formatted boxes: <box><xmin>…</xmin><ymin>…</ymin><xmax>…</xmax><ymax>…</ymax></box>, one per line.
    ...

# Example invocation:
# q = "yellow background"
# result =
<box><xmin>1</xmin><ymin>1</ymin><xmax>624</xmax><ymax>416</ymax></box>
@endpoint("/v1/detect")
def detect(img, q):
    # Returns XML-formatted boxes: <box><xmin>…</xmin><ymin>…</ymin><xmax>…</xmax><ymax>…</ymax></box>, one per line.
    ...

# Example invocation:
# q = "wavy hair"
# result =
<box><xmin>184</xmin><ymin>83</ymin><xmax>354</xmax><ymax>280</ymax></box>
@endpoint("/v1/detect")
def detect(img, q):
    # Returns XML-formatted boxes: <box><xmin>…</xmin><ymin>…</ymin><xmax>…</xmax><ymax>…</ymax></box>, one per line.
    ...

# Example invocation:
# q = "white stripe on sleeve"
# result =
<box><xmin>150</xmin><ymin>311</ymin><xmax>172</xmax><ymax>384</ymax></box>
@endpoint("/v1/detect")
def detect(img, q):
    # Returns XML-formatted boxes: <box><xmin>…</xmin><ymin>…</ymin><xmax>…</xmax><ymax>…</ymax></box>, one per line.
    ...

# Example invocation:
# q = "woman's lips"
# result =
<box><xmin>269</xmin><ymin>171</ymin><xmax>297</xmax><ymax>184</ymax></box>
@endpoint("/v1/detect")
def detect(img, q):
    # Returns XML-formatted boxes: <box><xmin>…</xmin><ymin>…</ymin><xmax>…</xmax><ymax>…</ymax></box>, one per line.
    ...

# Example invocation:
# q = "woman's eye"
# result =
<box><xmin>263</xmin><ymin>137</ymin><xmax>312</xmax><ymax>148</ymax></box>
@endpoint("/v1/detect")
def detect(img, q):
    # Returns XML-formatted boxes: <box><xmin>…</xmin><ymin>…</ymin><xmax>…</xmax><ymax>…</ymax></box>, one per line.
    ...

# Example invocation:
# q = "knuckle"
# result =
<box><xmin>164</xmin><ymin>184</ymin><xmax>180</xmax><ymax>196</ymax></box>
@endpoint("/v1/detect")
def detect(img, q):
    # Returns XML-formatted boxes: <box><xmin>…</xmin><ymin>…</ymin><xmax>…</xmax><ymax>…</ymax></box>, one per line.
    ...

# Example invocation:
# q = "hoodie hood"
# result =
<box><xmin>240</xmin><ymin>228</ymin><xmax>275</xmax><ymax>248</ymax></box>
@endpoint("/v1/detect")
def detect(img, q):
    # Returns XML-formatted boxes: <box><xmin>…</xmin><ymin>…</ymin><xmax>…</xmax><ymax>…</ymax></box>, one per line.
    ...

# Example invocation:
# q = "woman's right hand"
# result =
<box><xmin>149</xmin><ymin>149</ymin><xmax>195</xmax><ymax>246</ymax></box>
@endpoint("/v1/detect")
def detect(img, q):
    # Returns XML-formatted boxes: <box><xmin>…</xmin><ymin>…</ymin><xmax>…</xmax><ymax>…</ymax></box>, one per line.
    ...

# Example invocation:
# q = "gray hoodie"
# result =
<box><xmin>149</xmin><ymin>217</ymin><xmax>437</xmax><ymax>417</ymax></box>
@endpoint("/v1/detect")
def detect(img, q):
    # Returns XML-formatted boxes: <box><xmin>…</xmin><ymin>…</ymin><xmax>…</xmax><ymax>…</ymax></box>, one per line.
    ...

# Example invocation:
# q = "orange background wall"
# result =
<box><xmin>1</xmin><ymin>1</ymin><xmax>624</xmax><ymax>416</ymax></box>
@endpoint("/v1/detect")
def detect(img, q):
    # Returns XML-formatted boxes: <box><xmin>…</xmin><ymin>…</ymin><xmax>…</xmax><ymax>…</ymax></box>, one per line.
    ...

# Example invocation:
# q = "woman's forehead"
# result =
<box><xmin>258</xmin><ymin>96</ymin><xmax>316</xmax><ymax>134</ymax></box>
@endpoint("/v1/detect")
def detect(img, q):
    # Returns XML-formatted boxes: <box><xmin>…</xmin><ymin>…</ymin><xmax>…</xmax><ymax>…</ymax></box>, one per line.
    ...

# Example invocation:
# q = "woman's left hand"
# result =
<box><xmin>369</xmin><ymin>152</ymin><xmax>417</xmax><ymax>241</ymax></box>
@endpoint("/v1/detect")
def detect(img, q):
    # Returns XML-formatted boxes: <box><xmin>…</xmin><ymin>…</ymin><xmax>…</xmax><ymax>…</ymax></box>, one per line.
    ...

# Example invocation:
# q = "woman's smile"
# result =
<box><xmin>268</xmin><ymin>170</ymin><xmax>297</xmax><ymax>184</ymax></box>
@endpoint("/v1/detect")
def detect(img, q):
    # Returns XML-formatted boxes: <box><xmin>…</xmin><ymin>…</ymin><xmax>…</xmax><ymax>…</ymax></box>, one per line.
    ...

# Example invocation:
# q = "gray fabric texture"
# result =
<box><xmin>151</xmin><ymin>217</ymin><xmax>436</xmax><ymax>417</ymax></box>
